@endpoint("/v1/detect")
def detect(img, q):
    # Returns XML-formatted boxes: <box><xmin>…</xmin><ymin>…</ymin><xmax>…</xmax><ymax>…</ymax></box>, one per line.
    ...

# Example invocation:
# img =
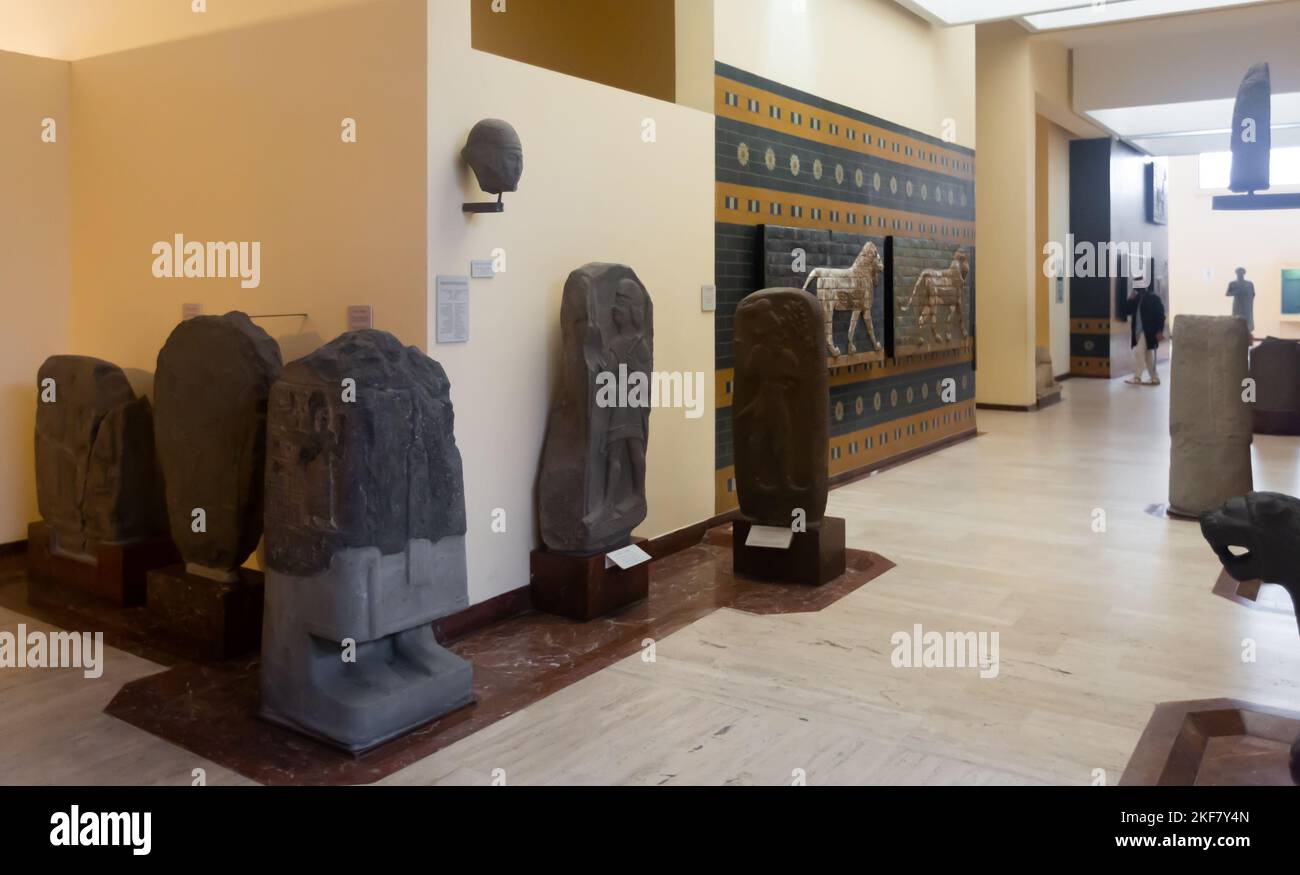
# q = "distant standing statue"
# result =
<box><xmin>802</xmin><ymin>240</ymin><xmax>883</xmax><ymax>357</ymax></box>
<box><xmin>461</xmin><ymin>118</ymin><xmax>523</xmax><ymax>212</ymax></box>
<box><xmin>1226</xmin><ymin>267</ymin><xmax>1256</xmax><ymax>333</ymax></box>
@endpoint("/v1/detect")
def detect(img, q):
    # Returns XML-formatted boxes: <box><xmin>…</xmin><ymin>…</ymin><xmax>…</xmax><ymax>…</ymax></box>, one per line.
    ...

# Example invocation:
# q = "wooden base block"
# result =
<box><xmin>26</xmin><ymin>521</ymin><xmax>179</xmax><ymax>608</ymax></box>
<box><xmin>530</xmin><ymin>539</ymin><xmax>650</xmax><ymax>622</ymax></box>
<box><xmin>146</xmin><ymin>564</ymin><xmax>264</xmax><ymax>659</ymax></box>
<box><xmin>732</xmin><ymin>517</ymin><xmax>847</xmax><ymax>586</ymax></box>
<box><xmin>1121</xmin><ymin>698</ymin><xmax>1300</xmax><ymax>786</ymax></box>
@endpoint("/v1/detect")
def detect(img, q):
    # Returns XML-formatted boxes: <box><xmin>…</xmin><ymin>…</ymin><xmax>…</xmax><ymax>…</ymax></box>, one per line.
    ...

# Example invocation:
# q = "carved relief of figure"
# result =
<box><xmin>732</xmin><ymin>289</ymin><xmax>827</xmax><ymax>527</ymax></box>
<box><xmin>539</xmin><ymin>264</ymin><xmax>654</xmax><ymax>554</ymax></box>
<box><xmin>802</xmin><ymin>240</ymin><xmax>884</xmax><ymax>357</ymax></box>
<box><xmin>595</xmin><ymin>279</ymin><xmax>650</xmax><ymax>519</ymax></box>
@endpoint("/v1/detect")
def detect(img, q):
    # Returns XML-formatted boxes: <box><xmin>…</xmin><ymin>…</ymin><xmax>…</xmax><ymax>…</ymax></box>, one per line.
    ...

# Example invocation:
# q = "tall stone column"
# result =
<box><xmin>1169</xmin><ymin>315</ymin><xmax>1253</xmax><ymax>516</ymax></box>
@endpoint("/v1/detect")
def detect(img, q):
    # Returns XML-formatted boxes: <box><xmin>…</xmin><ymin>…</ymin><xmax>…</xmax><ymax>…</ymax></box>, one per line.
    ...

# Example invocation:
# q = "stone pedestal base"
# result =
<box><xmin>260</xmin><ymin>539</ymin><xmax>474</xmax><ymax>754</ymax></box>
<box><xmin>733</xmin><ymin>517</ymin><xmax>847</xmax><ymax>586</ymax></box>
<box><xmin>146</xmin><ymin>564</ymin><xmax>264</xmax><ymax>660</ymax></box>
<box><xmin>530</xmin><ymin>538</ymin><xmax>650</xmax><ymax>621</ymax></box>
<box><xmin>26</xmin><ymin>520</ymin><xmax>179</xmax><ymax>608</ymax></box>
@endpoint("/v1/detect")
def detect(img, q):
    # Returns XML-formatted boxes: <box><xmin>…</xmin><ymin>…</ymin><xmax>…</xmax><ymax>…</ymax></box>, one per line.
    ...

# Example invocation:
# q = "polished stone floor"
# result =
<box><xmin>2</xmin><ymin>377</ymin><xmax>1299</xmax><ymax>785</ymax></box>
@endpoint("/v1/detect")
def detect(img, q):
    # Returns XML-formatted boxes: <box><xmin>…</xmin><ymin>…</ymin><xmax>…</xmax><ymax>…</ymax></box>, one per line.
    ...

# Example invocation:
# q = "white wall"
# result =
<box><xmin>713</xmin><ymin>0</ymin><xmax>976</xmax><ymax>149</ymax></box>
<box><xmin>427</xmin><ymin>0</ymin><xmax>716</xmax><ymax>604</ymax></box>
<box><xmin>1168</xmin><ymin>154</ymin><xmax>1300</xmax><ymax>340</ymax></box>
<box><xmin>1070</xmin><ymin>0</ymin><xmax>1300</xmax><ymax>113</ymax></box>
<box><xmin>1046</xmin><ymin>120</ymin><xmax>1071</xmax><ymax>375</ymax></box>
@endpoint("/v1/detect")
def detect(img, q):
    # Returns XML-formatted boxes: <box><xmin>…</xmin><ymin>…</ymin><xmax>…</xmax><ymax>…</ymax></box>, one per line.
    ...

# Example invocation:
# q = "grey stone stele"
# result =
<box><xmin>260</xmin><ymin>330</ymin><xmax>471</xmax><ymax>752</ymax></box>
<box><xmin>1169</xmin><ymin>315</ymin><xmax>1253</xmax><ymax>516</ymax></box>
<box><xmin>34</xmin><ymin>355</ymin><xmax>168</xmax><ymax>556</ymax></box>
<box><xmin>538</xmin><ymin>263</ymin><xmax>653</xmax><ymax>554</ymax></box>
<box><xmin>1230</xmin><ymin>62</ymin><xmax>1270</xmax><ymax>194</ymax></box>
<box><xmin>153</xmin><ymin>311</ymin><xmax>282</xmax><ymax>579</ymax></box>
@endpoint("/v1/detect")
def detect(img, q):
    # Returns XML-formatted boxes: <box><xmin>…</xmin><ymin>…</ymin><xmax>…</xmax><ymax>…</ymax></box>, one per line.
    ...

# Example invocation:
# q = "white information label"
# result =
<box><xmin>346</xmin><ymin>304</ymin><xmax>373</xmax><ymax>331</ymax></box>
<box><xmin>436</xmin><ymin>275</ymin><xmax>470</xmax><ymax>343</ymax></box>
<box><xmin>605</xmin><ymin>543</ymin><xmax>652</xmax><ymax>570</ymax></box>
<box><xmin>745</xmin><ymin>525</ymin><xmax>794</xmax><ymax>550</ymax></box>
<box><xmin>701</xmin><ymin>284</ymin><xmax>717</xmax><ymax>312</ymax></box>
<box><xmin>471</xmin><ymin>260</ymin><xmax>495</xmax><ymax>279</ymax></box>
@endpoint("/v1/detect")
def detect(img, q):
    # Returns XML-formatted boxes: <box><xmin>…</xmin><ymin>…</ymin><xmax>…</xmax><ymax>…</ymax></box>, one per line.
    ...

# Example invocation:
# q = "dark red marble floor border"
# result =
<box><xmin>101</xmin><ymin>529</ymin><xmax>893</xmax><ymax>785</ymax></box>
<box><xmin>1120</xmin><ymin>698</ymin><xmax>1300</xmax><ymax>786</ymax></box>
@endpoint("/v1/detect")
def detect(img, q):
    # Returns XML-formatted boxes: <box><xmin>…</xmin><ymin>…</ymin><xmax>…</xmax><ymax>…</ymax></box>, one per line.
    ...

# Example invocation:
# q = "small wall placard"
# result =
<box><xmin>435</xmin><ymin>275</ymin><xmax>470</xmax><ymax>343</ymax></box>
<box><xmin>605</xmin><ymin>543</ymin><xmax>651</xmax><ymax>570</ymax></box>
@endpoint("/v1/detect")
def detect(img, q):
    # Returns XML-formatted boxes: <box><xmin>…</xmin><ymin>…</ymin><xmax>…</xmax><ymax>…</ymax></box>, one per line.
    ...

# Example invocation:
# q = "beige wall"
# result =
<box><xmin>68</xmin><ymin>0</ymin><xmax>427</xmax><ymax>390</ymax></box>
<box><xmin>975</xmin><ymin>22</ymin><xmax>1037</xmax><ymax>408</ymax></box>
<box><xmin>0</xmin><ymin>50</ymin><xmax>71</xmax><ymax>543</ymax></box>
<box><xmin>428</xmin><ymin>0</ymin><xmax>715</xmax><ymax>604</ymax></box>
<box><xmin>713</xmin><ymin>0</ymin><xmax>975</xmax><ymax>149</ymax></box>
<box><xmin>1168</xmin><ymin>155</ymin><xmax>1300</xmax><ymax>340</ymax></box>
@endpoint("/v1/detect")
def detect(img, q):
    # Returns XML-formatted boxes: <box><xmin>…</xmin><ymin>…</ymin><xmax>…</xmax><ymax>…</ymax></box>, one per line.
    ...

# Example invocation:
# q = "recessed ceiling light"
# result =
<box><xmin>895</xmin><ymin>0</ymin><xmax>1281</xmax><ymax>28</ymax></box>
<box><xmin>1023</xmin><ymin>0</ymin><xmax>1277</xmax><ymax>30</ymax></box>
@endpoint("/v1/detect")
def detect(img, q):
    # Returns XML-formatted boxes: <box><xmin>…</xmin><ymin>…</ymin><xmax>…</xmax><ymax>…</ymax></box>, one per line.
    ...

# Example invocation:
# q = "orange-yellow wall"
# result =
<box><xmin>67</xmin><ymin>0</ymin><xmax>427</xmax><ymax>389</ymax></box>
<box><xmin>0</xmin><ymin>50</ymin><xmax>70</xmax><ymax>543</ymax></box>
<box><xmin>470</xmin><ymin>0</ymin><xmax>677</xmax><ymax>104</ymax></box>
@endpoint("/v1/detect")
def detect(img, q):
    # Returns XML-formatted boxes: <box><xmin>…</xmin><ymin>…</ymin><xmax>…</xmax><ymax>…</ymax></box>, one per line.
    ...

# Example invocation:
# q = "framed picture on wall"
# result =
<box><xmin>1147</xmin><ymin>159</ymin><xmax>1169</xmax><ymax>225</ymax></box>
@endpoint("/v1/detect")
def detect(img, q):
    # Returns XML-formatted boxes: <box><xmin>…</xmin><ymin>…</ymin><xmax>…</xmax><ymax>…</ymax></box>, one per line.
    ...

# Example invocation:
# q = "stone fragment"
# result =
<box><xmin>1169</xmin><ymin>315</ymin><xmax>1253</xmax><ymax>516</ymax></box>
<box><xmin>153</xmin><ymin>312</ymin><xmax>282</xmax><ymax>576</ymax></box>
<box><xmin>1230</xmin><ymin>62</ymin><xmax>1271</xmax><ymax>194</ymax></box>
<box><xmin>34</xmin><ymin>355</ymin><xmax>167</xmax><ymax>554</ymax></box>
<box><xmin>538</xmin><ymin>263</ymin><xmax>653</xmax><ymax>554</ymax></box>
<box><xmin>732</xmin><ymin>288</ymin><xmax>828</xmax><ymax>527</ymax></box>
<box><xmin>260</xmin><ymin>330</ymin><xmax>471</xmax><ymax>751</ymax></box>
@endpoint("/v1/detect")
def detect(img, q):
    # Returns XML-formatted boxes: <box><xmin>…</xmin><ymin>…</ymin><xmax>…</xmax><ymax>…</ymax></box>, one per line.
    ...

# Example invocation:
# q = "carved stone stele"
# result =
<box><xmin>1230</xmin><ymin>62</ymin><xmax>1271</xmax><ymax>194</ymax></box>
<box><xmin>1169</xmin><ymin>315</ymin><xmax>1253</xmax><ymax>517</ymax></box>
<box><xmin>538</xmin><ymin>263</ymin><xmax>653</xmax><ymax>554</ymax></box>
<box><xmin>153</xmin><ymin>312</ymin><xmax>282</xmax><ymax>577</ymax></box>
<box><xmin>260</xmin><ymin>330</ymin><xmax>471</xmax><ymax>752</ymax></box>
<box><xmin>34</xmin><ymin>355</ymin><xmax>167</xmax><ymax>554</ymax></box>
<box><xmin>733</xmin><ymin>288</ymin><xmax>828</xmax><ymax>527</ymax></box>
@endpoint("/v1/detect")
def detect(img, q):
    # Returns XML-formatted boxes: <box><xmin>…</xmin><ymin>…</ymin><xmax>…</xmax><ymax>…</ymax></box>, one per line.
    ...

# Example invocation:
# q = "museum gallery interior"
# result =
<box><xmin>3</xmin><ymin>0</ymin><xmax>1300</xmax><ymax>791</ymax></box>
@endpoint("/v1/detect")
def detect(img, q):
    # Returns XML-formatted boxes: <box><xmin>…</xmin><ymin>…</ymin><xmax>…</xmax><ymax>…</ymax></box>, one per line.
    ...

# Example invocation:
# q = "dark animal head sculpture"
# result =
<box><xmin>1201</xmin><ymin>492</ymin><xmax>1300</xmax><ymax>606</ymax></box>
<box><xmin>1201</xmin><ymin>491</ymin><xmax>1300</xmax><ymax>782</ymax></box>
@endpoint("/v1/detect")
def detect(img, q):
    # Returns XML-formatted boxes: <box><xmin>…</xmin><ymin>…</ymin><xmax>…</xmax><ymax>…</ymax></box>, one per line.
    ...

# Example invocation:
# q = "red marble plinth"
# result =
<box><xmin>146</xmin><ymin>564</ymin><xmax>264</xmax><ymax>660</ymax></box>
<box><xmin>101</xmin><ymin>535</ymin><xmax>894</xmax><ymax>785</ymax></box>
<box><xmin>1120</xmin><ymin>698</ymin><xmax>1300</xmax><ymax>786</ymax></box>
<box><xmin>732</xmin><ymin>517</ymin><xmax>846</xmax><ymax>586</ymax></box>
<box><xmin>26</xmin><ymin>520</ymin><xmax>179</xmax><ymax>608</ymax></box>
<box><xmin>530</xmin><ymin>538</ymin><xmax>650</xmax><ymax>621</ymax></box>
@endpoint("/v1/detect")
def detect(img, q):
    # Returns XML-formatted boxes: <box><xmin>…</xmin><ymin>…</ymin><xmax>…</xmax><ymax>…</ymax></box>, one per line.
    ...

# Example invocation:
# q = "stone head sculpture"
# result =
<box><xmin>461</xmin><ymin>119</ymin><xmax>523</xmax><ymax>196</ymax></box>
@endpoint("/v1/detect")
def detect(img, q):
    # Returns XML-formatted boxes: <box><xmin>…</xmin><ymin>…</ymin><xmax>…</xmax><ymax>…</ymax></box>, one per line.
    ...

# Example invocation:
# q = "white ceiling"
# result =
<box><xmin>894</xmin><ymin>0</ymin><xmax>1285</xmax><ymax>30</ymax></box>
<box><xmin>1090</xmin><ymin>93</ymin><xmax>1300</xmax><ymax>155</ymax></box>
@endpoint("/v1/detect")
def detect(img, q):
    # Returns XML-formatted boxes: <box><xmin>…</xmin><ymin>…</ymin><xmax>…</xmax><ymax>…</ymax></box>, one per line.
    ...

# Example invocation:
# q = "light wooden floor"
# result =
<box><xmin>4</xmin><ymin>377</ymin><xmax>1299</xmax><ymax>785</ymax></box>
